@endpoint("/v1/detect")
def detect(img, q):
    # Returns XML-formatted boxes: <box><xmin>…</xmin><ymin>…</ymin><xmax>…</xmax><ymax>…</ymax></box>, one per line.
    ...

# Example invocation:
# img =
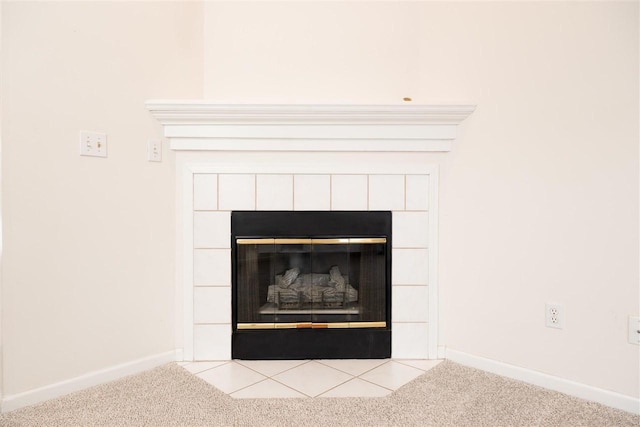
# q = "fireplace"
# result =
<box><xmin>146</xmin><ymin>102</ymin><xmax>475</xmax><ymax>362</ymax></box>
<box><xmin>232</xmin><ymin>211</ymin><xmax>391</xmax><ymax>359</ymax></box>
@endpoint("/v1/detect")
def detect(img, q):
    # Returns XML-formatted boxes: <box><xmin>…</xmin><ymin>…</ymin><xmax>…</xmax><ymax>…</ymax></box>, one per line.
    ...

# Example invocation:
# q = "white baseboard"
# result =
<box><xmin>446</xmin><ymin>348</ymin><xmax>640</xmax><ymax>415</ymax></box>
<box><xmin>1</xmin><ymin>350</ymin><xmax>178</xmax><ymax>413</ymax></box>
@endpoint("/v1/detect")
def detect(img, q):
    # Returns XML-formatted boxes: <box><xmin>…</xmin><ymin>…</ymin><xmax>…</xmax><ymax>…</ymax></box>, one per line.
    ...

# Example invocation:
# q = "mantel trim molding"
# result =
<box><xmin>146</xmin><ymin>101</ymin><xmax>475</xmax><ymax>152</ymax></box>
<box><xmin>146</xmin><ymin>101</ymin><xmax>475</xmax><ymax>125</ymax></box>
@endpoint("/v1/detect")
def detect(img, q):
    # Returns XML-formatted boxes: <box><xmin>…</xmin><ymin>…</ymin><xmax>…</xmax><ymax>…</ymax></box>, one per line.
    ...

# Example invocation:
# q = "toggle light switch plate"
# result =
<box><xmin>80</xmin><ymin>131</ymin><xmax>107</xmax><ymax>157</ymax></box>
<box><xmin>148</xmin><ymin>139</ymin><xmax>162</xmax><ymax>162</ymax></box>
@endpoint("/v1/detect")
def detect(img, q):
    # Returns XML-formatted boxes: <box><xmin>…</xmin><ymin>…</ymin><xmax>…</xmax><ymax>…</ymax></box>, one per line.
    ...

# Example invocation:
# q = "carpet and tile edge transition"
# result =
<box><xmin>0</xmin><ymin>360</ymin><xmax>638</xmax><ymax>426</ymax></box>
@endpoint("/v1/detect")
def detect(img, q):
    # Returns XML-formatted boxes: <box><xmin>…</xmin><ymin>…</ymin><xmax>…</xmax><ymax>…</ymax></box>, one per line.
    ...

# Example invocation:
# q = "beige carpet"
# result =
<box><xmin>1</xmin><ymin>361</ymin><xmax>637</xmax><ymax>426</ymax></box>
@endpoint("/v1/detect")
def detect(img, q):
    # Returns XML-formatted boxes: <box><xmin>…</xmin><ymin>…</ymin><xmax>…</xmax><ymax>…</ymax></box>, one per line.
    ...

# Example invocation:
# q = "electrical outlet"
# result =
<box><xmin>546</xmin><ymin>303</ymin><xmax>564</xmax><ymax>329</ymax></box>
<box><xmin>148</xmin><ymin>139</ymin><xmax>162</xmax><ymax>162</ymax></box>
<box><xmin>80</xmin><ymin>131</ymin><xmax>107</xmax><ymax>157</ymax></box>
<box><xmin>629</xmin><ymin>316</ymin><xmax>640</xmax><ymax>345</ymax></box>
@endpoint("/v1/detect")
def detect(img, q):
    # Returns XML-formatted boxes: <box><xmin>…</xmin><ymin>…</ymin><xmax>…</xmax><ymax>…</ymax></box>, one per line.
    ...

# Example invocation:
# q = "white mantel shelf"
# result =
<box><xmin>146</xmin><ymin>101</ymin><xmax>475</xmax><ymax>152</ymax></box>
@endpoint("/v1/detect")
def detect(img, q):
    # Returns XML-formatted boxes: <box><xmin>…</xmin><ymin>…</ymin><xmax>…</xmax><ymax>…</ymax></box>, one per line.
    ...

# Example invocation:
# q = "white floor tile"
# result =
<box><xmin>319</xmin><ymin>378</ymin><xmax>391</xmax><ymax>398</ymax></box>
<box><xmin>395</xmin><ymin>359</ymin><xmax>442</xmax><ymax>372</ymax></box>
<box><xmin>316</xmin><ymin>359</ymin><xmax>387</xmax><ymax>376</ymax></box>
<box><xmin>272</xmin><ymin>361</ymin><xmax>352</xmax><ymax>397</ymax></box>
<box><xmin>235</xmin><ymin>359</ymin><xmax>308</xmax><ymax>377</ymax></box>
<box><xmin>231</xmin><ymin>379</ymin><xmax>306</xmax><ymax>399</ymax></box>
<box><xmin>186</xmin><ymin>359</ymin><xmax>434</xmax><ymax>398</ymax></box>
<box><xmin>182</xmin><ymin>361</ymin><xmax>228</xmax><ymax>374</ymax></box>
<box><xmin>196</xmin><ymin>362</ymin><xmax>266</xmax><ymax>394</ymax></box>
<box><xmin>359</xmin><ymin>361</ymin><xmax>424</xmax><ymax>391</ymax></box>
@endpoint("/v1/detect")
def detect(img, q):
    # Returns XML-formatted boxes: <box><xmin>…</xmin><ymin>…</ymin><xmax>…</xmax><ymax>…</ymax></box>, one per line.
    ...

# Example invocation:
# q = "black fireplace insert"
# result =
<box><xmin>231</xmin><ymin>211</ymin><xmax>391</xmax><ymax>359</ymax></box>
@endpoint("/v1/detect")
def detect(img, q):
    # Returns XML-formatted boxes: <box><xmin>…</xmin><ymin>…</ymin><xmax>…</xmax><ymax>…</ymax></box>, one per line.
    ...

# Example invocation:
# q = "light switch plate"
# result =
<box><xmin>148</xmin><ymin>139</ymin><xmax>162</xmax><ymax>162</ymax></box>
<box><xmin>80</xmin><ymin>131</ymin><xmax>107</xmax><ymax>157</ymax></box>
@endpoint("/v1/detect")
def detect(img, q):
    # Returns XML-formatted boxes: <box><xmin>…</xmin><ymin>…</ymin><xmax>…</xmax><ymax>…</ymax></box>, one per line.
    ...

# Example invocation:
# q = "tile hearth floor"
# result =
<box><xmin>180</xmin><ymin>359</ymin><xmax>442</xmax><ymax>398</ymax></box>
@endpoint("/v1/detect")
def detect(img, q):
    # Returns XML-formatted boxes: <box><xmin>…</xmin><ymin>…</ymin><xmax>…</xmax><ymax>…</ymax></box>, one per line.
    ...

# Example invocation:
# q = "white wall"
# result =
<box><xmin>203</xmin><ymin>1</ymin><xmax>639</xmax><ymax>398</ymax></box>
<box><xmin>1</xmin><ymin>1</ymin><xmax>203</xmax><ymax>396</ymax></box>
<box><xmin>1</xmin><ymin>0</ymin><xmax>637</xmax><ymax>404</ymax></box>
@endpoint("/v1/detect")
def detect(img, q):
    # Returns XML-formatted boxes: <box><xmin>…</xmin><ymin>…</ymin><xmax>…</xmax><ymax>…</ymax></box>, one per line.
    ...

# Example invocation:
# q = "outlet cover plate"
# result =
<box><xmin>546</xmin><ymin>303</ymin><xmax>564</xmax><ymax>329</ymax></box>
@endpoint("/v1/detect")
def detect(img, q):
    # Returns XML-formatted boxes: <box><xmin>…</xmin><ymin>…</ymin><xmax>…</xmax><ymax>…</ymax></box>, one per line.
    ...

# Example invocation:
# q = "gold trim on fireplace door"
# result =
<box><xmin>236</xmin><ymin>321</ymin><xmax>387</xmax><ymax>330</ymax></box>
<box><xmin>235</xmin><ymin>237</ymin><xmax>388</xmax><ymax>330</ymax></box>
<box><xmin>236</xmin><ymin>238</ymin><xmax>386</xmax><ymax>245</ymax></box>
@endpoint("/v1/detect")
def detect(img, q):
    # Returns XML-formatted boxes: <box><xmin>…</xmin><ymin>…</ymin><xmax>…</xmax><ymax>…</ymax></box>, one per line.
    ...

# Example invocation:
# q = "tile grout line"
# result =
<box><xmin>254</xmin><ymin>174</ymin><xmax>257</xmax><ymax>210</ymax></box>
<box><xmin>356</xmin><ymin>376</ymin><xmax>396</xmax><ymax>392</ymax></box>
<box><xmin>353</xmin><ymin>360</ymin><xmax>392</xmax><ymax>378</ymax></box>
<box><xmin>235</xmin><ymin>359</ymin><xmax>312</xmax><ymax>379</ymax></box>
<box><xmin>267</xmin><ymin>376</ymin><xmax>314</xmax><ymax>398</ymax></box>
<box><xmin>239</xmin><ymin>360</ymin><xmax>316</xmax><ymax>398</ymax></box>
<box><xmin>404</xmin><ymin>175</ymin><xmax>407</xmax><ymax>210</ymax></box>
<box><xmin>391</xmin><ymin>360</ymin><xmax>427</xmax><ymax>371</ymax></box>
<box><xmin>228</xmin><ymin>377</ymin><xmax>271</xmax><ymax>397</ymax></box>
<box><xmin>366</xmin><ymin>174</ymin><xmax>370</xmax><ymax>210</ymax></box>
<box><xmin>231</xmin><ymin>360</ymin><xmax>266</xmax><ymax>377</ymax></box>
<box><xmin>315</xmin><ymin>360</ymin><xmax>388</xmax><ymax>377</ymax></box>
<box><xmin>355</xmin><ymin>360</ymin><xmax>424</xmax><ymax>392</ymax></box>
<box><xmin>313</xmin><ymin>360</ymin><xmax>361</xmax><ymax>377</ymax></box>
<box><xmin>312</xmin><ymin>360</ymin><xmax>392</xmax><ymax>396</ymax></box>
<box><xmin>313</xmin><ymin>375</ymin><xmax>356</xmax><ymax>398</ymax></box>
<box><xmin>263</xmin><ymin>360</ymin><xmax>355</xmax><ymax>398</ymax></box>
<box><xmin>393</xmin><ymin>360</ymin><xmax>440</xmax><ymax>371</ymax></box>
<box><xmin>189</xmin><ymin>360</ymin><xmax>232</xmax><ymax>375</ymax></box>
<box><xmin>194</xmin><ymin>204</ymin><xmax>430</xmax><ymax>212</ymax></box>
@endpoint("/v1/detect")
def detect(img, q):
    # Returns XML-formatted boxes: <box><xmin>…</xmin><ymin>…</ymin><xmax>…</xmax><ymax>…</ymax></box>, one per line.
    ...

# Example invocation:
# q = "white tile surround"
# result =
<box><xmin>146</xmin><ymin>102</ymin><xmax>475</xmax><ymax>363</ymax></box>
<box><xmin>192</xmin><ymin>172</ymin><xmax>432</xmax><ymax>360</ymax></box>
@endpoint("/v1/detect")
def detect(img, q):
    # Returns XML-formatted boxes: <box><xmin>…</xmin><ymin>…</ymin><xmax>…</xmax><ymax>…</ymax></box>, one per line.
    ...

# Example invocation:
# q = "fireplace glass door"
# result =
<box><xmin>231</xmin><ymin>210</ymin><xmax>391</xmax><ymax>359</ymax></box>
<box><xmin>236</xmin><ymin>238</ymin><xmax>386</xmax><ymax>329</ymax></box>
